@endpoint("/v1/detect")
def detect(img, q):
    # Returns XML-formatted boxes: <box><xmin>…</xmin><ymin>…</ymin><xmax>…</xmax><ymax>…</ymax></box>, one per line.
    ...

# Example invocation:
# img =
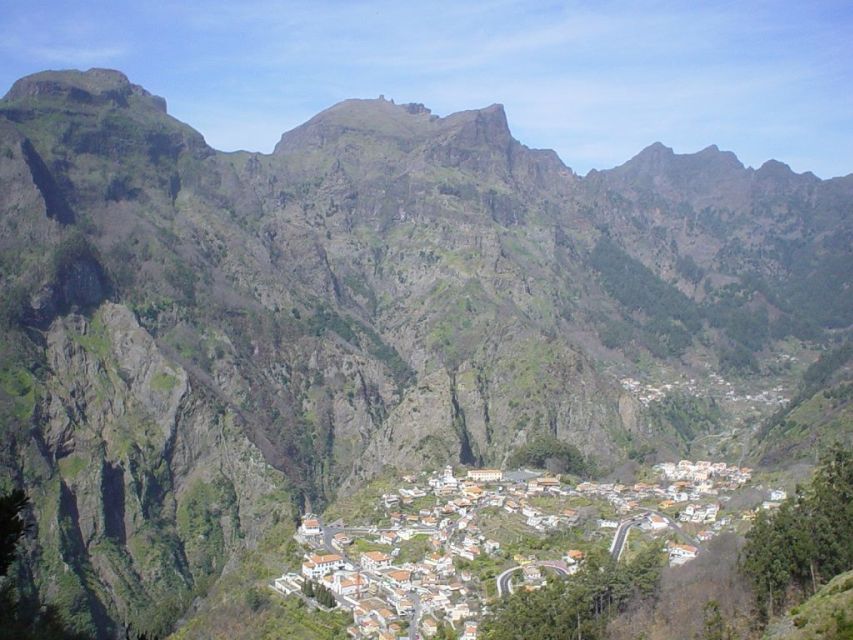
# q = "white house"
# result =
<box><xmin>523</xmin><ymin>564</ymin><xmax>542</xmax><ymax>582</ymax></box>
<box><xmin>328</xmin><ymin>571</ymin><xmax>368</xmax><ymax>597</ymax></box>
<box><xmin>467</xmin><ymin>469</ymin><xmax>503</xmax><ymax>483</ymax></box>
<box><xmin>383</xmin><ymin>568</ymin><xmax>412</xmax><ymax>589</ymax></box>
<box><xmin>484</xmin><ymin>539</ymin><xmax>501</xmax><ymax>554</ymax></box>
<box><xmin>299</xmin><ymin>516</ymin><xmax>322</xmax><ymax>537</ymax></box>
<box><xmin>302</xmin><ymin>553</ymin><xmax>347</xmax><ymax>579</ymax></box>
<box><xmin>361</xmin><ymin>551</ymin><xmax>392</xmax><ymax>572</ymax></box>
<box><xmin>667</xmin><ymin>543</ymin><xmax>698</xmax><ymax>566</ymax></box>
<box><xmin>380</xmin><ymin>530</ymin><xmax>399</xmax><ymax>545</ymax></box>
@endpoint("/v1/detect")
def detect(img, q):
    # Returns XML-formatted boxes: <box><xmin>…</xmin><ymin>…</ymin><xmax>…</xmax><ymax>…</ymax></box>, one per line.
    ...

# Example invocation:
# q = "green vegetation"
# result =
<box><xmin>507</xmin><ymin>435</ymin><xmax>589</xmax><ymax>476</ymax></box>
<box><xmin>763</xmin><ymin>570</ymin><xmax>853</xmax><ymax>640</ymax></box>
<box><xmin>150</xmin><ymin>370</ymin><xmax>178</xmax><ymax>393</ymax></box>
<box><xmin>758</xmin><ymin>343</ymin><xmax>853</xmax><ymax>463</ymax></box>
<box><xmin>176</xmin><ymin>476</ymin><xmax>238</xmax><ymax>581</ymax></box>
<box><xmin>303</xmin><ymin>580</ymin><xmax>336</xmax><ymax>608</ymax></box>
<box><xmin>1</xmin><ymin>488</ymin><xmax>88</xmax><ymax>639</ymax></box>
<box><xmin>0</xmin><ymin>363</ymin><xmax>38</xmax><ymax>423</ymax></box>
<box><xmin>396</xmin><ymin>533</ymin><xmax>432</xmax><ymax>564</ymax></box>
<box><xmin>647</xmin><ymin>393</ymin><xmax>724</xmax><ymax>447</ymax></box>
<box><xmin>741</xmin><ymin>446</ymin><xmax>853</xmax><ymax>620</ymax></box>
<box><xmin>704</xmin><ymin>280</ymin><xmax>771</xmax><ymax>362</ymax></box>
<box><xmin>308</xmin><ymin>304</ymin><xmax>413</xmax><ymax>388</ymax></box>
<box><xmin>170</xmin><ymin>517</ymin><xmax>352</xmax><ymax>640</ymax></box>
<box><xmin>590</xmin><ymin>237</ymin><xmax>700</xmax><ymax>357</ymax></box>
<box><xmin>69</xmin><ymin>312</ymin><xmax>111</xmax><ymax>359</ymax></box>
<box><xmin>480</xmin><ymin>543</ymin><xmax>664</xmax><ymax>640</ymax></box>
<box><xmin>762</xmin><ymin>343</ymin><xmax>852</xmax><ymax>437</ymax></box>
<box><xmin>321</xmin><ymin>473</ymin><xmax>398</xmax><ymax>525</ymax></box>
<box><xmin>57</xmin><ymin>455</ymin><xmax>87</xmax><ymax>479</ymax></box>
<box><xmin>350</xmin><ymin>538</ymin><xmax>391</xmax><ymax>555</ymax></box>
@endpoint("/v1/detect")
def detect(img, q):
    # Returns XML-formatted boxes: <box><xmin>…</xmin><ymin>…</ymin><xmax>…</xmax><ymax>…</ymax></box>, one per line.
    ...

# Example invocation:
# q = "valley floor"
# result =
<box><xmin>273</xmin><ymin>459</ymin><xmax>784</xmax><ymax>639</ymax></box>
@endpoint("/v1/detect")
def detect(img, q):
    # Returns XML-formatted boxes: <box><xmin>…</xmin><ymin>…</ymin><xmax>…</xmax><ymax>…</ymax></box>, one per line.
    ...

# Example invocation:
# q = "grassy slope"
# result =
<box><xmin>170</xmin><ymin>520</ymin><xmax>351</xmax><ymax>640</ymax></box>
<box><xmin>763</xmin><ymin>570</ymin><xmax>853</xmax><ymax>640</ymax></box>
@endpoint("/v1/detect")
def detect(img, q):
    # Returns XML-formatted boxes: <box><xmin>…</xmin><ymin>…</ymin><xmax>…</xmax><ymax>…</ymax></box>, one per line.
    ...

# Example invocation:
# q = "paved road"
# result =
<box><xmin>609</xmin><ymin>515</ymin><xmax>645</xmax><ymax>561</ymax></box>
<box><xmin>643</xmin><ymin>509</ymin><xmax>700</xmax><ymax>546</ymax></box>
<box><xmin>609</xmin><ymin>511</ymin><xmax>700</xmax><ymax>561</ymax></box>
<box><xmin>497</xmin><ymin>511</ymin><xmax>701</xmax><ymax>595</ymax></box>
<box><xmin>496</xmin><ymin>561</ymin><xmax>571</xmax><ymax>597</ymax></box>
<box><xmin>407</xmin><ymin>591</ymin><xmax>422</xmax><ymax>640</ymax></box>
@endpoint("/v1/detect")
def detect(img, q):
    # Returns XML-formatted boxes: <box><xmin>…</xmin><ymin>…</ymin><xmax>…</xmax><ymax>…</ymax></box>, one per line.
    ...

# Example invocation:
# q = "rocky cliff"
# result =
<box><xmin>0</xmin><ymin>68</ymin><xmax>850</xmax><ymax>637</ymax></box>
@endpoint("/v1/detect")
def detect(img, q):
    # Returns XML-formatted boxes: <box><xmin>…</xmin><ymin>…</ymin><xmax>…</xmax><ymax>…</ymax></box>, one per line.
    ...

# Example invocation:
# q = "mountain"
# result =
<box><xmin>0</xmin><ymin>68</ymin><xmax>850</xmax><ymax>638</ymax></box>
<box><xmin>756</xmin><ymin>342</ymin><xmax>853</xmax><ymax>465</ymax></box>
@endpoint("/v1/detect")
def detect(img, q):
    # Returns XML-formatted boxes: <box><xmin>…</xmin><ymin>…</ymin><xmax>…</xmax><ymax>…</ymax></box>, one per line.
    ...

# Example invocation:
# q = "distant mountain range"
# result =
<box><xmin>0</xmin><ymin>68</ymin><xmax>849</xmax><ymax>638</ymax></box>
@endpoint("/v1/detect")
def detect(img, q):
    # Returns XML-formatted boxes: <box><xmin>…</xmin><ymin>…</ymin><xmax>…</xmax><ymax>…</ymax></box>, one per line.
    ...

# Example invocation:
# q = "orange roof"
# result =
<box><xmin>362</xmin><ymin>551</ymin><xmax>391</xmax><ymax>562</ymax></box>
<box><xmin>310</xmin><ymin>553</ymin><xmax>343</xmax><ymax>564</ymax></box>
<box><xmin>670</xmin><ymin>543</ymin><xmax>698</xmax><ymax>553</ymax></box>
<box><xmin>386</xmin><ymin>569</ymin><xmax>411</xmax><ymax>582</ymax></box>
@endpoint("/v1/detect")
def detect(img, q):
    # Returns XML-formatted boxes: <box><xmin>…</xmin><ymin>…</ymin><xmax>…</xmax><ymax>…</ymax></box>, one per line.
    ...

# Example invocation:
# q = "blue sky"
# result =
<box><xmin>2</xmin><ymin>1</ymin><xmax>852</xmax><ymax>177</ymax></box>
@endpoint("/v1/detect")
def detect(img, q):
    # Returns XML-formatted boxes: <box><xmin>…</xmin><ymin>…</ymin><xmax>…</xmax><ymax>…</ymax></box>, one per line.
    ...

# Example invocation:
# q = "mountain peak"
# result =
<box><xmin>643</xmin><ymin>141</ymin><xmax>674</xmax><ymax>155</ymax></box>
<box><xmin>755</xmin><ymin>158</ymin><xmax>820</xmax><ymax>187</ymax></box>
<box><xmin>273</xmin><ymin>97</ymin><xmax>439</xmax><ymax>154</ymax></box>
<box><xmin>614</xmin><ymin>141</ymin><xmax>744</xmax><ymax>177</ymax></box>
<box><xmin>273</xmin><ymin>99</ymin><xmax>513</xmax><ymax>157</ymax></box>
<box><xmin>3</xmin><ymin>68</ymin><xmax>167</xmax><ymax>113</ymax></box>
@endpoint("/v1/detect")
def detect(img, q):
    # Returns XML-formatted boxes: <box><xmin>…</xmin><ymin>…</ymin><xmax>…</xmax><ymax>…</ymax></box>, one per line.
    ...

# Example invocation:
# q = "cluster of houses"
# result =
<box><xmin>280</xmin><ymin>467</ymin><xmax>525</xmax><ymax>638</ymax></box>
<box><xmin>280</xmin><ymin>466</ymin><xmax>628</xmax><ymax>638</ymax></box>
<box><xmin>619</xmin><ymin>374</ymin><xmax>788</xmax><ymax>409</ymax></box>
<box><xmin>275</xmin><ymin>460</ymin><xmax>760</xmax><ymax>636</ymax></box>
<box><xmin>654</xmin><ymin>460</ymin><xmax>752</xmax><ymax>489</ymax></box>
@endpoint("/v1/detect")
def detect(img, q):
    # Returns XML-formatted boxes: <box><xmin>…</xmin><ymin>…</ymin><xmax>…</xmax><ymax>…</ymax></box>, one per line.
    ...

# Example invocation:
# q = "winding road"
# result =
<box><xmin>496</xmin><ymin>561</ymin><xmax>571</xmax><ymax>597</ymax></box>
<box><xmin>497</xmin><ymin>511</ymin><xmax>700</xmax><ymax>596</ymax></box>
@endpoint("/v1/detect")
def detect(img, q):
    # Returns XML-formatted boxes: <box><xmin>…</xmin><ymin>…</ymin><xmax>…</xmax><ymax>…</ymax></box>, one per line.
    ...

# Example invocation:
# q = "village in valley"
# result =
<box><xmin>271</xmin><ymin>459</ymin><xmax>783</xmax><ymax>640</ymax></box>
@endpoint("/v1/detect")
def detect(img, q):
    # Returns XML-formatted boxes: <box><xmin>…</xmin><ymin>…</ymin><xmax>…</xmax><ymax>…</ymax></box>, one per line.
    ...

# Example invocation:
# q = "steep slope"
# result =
<box><xmin>583</xmin><ymin>144</ymin><xmax>853</xmax><ymax>367</ymax></box>
<box><xmin>0</xmin><ymin>68</ymin><xmax>850</xmax><ymax>637</ymax></box>
<box><xmin>756</xmin><ymin>343</ymin><xmax>853</xmax><ymax>466</ymax></box>
<box><xmin>762</xmin><ymin>570</ymin><xmax>853</xmax><ymax>640</ymax></box>
<box><xmin>0</xmin><ymin>70</ymin><xmax>638</xmax><ymax>637</ymax></box>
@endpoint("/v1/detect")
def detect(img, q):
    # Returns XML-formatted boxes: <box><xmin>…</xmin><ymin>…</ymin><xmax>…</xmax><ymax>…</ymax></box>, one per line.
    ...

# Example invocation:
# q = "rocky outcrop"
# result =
<box><xmin>15</xmin><ymin>303</ymin><xmax>293</xmax><ymax>638</ymax></box>
<box><xmin>0</xmin><ymin>68</ymin><xmax>850</xmax><ymax>637</ymax></box>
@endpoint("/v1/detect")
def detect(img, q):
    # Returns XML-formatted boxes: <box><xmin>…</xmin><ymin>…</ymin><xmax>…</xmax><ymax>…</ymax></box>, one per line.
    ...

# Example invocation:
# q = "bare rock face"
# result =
<box><xmin>4</xmin><ymin>67</ymin><xmax>168</xmax><ymax>114</ymax></box>
<box><xmin>22</xmin><ymin>303</ymin><xmax>293</xmax><ymax>638</ymax></box>
<box><xmin>1</xmin><ymin>68</ymin><xmax>850</xmax><ymax>637</ymax></box>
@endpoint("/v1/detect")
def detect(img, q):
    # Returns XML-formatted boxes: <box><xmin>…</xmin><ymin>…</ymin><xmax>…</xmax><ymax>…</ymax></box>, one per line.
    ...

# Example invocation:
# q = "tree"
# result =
<box><xmin>314</xmin><ymin>583</ymin><xmax>336</xmax><ymax>608</ymax></box>
<box><xmin>0</xmin><ymin>489</ymin><xmax>29</xmax><ymax>576</ymax></box>
<box><xmin>480</xmin><ymin>545</ymin><xmax>664</xmax><ymax>640</ymax></box>
<box><xmin>741</xmin><ymin>445</ymin><xmax>853</xmax><ymax>620</ymax></box>
<box><xmin>700</xmin><ymin>600</ymin><xmax>729</xmax><ymax>640</ymax></box>
<box><xmin>434</xmin><ymin>622</ymin><xmax>458</xmax><ymax>640</ymax></box>
<box><xmin>0</xmin><ymin>489</ymin><xmax>86</xmax><ymax>639</ymax></box>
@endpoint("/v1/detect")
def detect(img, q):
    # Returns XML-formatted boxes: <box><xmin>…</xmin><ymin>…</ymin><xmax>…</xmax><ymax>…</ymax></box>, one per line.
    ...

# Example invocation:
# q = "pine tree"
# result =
<box><xmin>700</xmin><ymin>600</ymin><xmax>728</xmax><ymax>640</ymax></box>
